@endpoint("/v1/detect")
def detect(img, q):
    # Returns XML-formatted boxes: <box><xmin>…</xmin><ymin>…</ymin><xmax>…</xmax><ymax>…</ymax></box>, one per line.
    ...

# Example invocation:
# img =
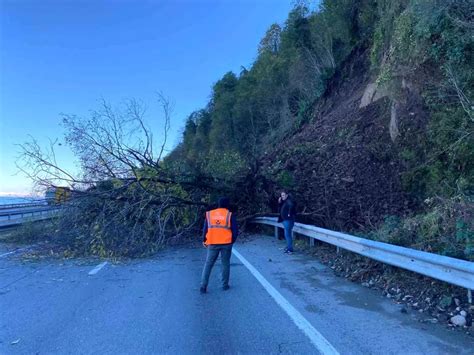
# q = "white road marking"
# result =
<box><xmin>88</xmin><ymin>261</ymin><xmax>108</xmax><ymax>275</ymax></box>
<box><xmin>232</xmin><ymin>248</ymin><xmax>339</xmax><ymax>355</ymax></box>
<box><xmin>0</xmin><ymin>250</ymin><xmax>17</xmax><ymax>258</ymax></box>
<box><xmin>0</xmin><ymin>246</ymin><xmax>32</xmax><ymax>258</ymax></box>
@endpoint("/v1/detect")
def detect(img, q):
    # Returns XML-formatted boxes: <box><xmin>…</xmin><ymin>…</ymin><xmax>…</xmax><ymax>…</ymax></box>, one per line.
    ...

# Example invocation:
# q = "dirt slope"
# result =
<box><xmin>256</xmin><ymin>47</ymin><xmax>428</xmax><ymax>231</ymax></box>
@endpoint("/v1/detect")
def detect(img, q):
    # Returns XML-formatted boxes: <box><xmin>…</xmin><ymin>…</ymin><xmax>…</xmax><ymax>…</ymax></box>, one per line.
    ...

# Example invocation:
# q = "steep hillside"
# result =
<box><xmin>169</xmin><ymin>0</ymin><xmax>473</xmax><ymax>259</ymax></box>
<box><xmin>256</xmin><ymin>46</ymin><xmax>428</xmax><ymax>230</ymax></box>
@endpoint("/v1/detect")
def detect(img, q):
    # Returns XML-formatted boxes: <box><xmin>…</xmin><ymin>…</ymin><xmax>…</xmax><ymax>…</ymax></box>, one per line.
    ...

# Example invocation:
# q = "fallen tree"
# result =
<box><xmin>16</xmin><ymin>95</ymin><xmax>234</xmax><ymax>257</ymax></box>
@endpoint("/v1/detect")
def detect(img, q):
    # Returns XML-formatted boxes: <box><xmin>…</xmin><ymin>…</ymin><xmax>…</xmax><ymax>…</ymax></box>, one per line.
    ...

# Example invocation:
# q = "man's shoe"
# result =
<box><xmin>284</xmin><ymin>250</ymin><xmax>293</xmax><ymax>255</ymax></box>
<box><xmin>223</xmin><ymin>285</ymin><xmax>230</xmax><ymax>291</ymax></box>
<box><xmin>200</xmin><ymin>286</ymin><xmax>207</xmax><ymax>294</ymax></box>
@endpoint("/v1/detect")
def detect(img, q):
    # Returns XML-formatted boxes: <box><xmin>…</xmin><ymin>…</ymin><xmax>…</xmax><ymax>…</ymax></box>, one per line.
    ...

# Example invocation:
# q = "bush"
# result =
<box><xmin>8</xmin><ymin>220</ymin><xmax>54</xmax><ymax>245</ymax></box>
<box><xmin>276</xmin><ymin>170</ymin><xmax>295</xmax><ymax>189</ymax></box>
<box><xmin>372</xmin><ymin>196</ymin><xmax>474</xmax><ymax>260</ymax></box>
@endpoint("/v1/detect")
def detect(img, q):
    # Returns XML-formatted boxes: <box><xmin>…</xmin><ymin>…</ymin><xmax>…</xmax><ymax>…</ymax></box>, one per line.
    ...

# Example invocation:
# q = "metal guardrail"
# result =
<box><xmin>0</xmin><ymin>207</ymin><xmax>60</xmax><ymax>229</ymax></box>
<box><xmin>0</xmin><ymin>207</ymin><xmax>54</xmax><ymax>218</ymax></box>
<box><xmin>252</xmin><ymin>217</ymin><xmax>474</xmax><ymax>291</ymax></box>
<box><xmin>0</xmin><ymin>201</ymin><xmax>48</xmax><ymax>210</ymax></box>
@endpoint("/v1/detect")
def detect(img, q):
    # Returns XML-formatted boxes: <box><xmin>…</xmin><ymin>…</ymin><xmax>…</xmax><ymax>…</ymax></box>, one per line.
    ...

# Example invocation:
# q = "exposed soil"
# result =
<box><xmin>253</xmin><ymin>47</ymin><xmax>429</xmax><ymax>231</ymax></box>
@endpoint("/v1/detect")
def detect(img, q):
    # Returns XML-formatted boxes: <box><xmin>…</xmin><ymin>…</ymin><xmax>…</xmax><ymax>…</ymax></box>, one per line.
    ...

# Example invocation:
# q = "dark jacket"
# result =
<box><xmin>202</xmin><ymin>210</ymin><xmax>239</xmax><ymax>244</ymax></box>
<box><xmin>278</xmin><ymin>198</ymin><xmax>296</xmax><ymax>222</ymax></box>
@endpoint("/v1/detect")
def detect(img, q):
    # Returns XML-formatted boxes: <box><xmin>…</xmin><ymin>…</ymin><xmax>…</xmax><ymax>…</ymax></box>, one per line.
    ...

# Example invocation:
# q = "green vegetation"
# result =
<box><xmin>18</xmin><ymin>0</ymin><xmax>473</xmax><ymax>259</ymax></box>
<box><xmin>7</xmin><ymin>220</ymin><xmax>54</xmax><ymax>245</ymax></box>
<box><xmin>169</xmin><ymin>0</ymin><xmax>473</xmax><ymax>259</ymax></box>
<box><xmin>371</xmin><ymin>197</ymin><xmax>474</xmax><ymax>260</ymax></box>
<box><xmin>173</xmin><ymin>0</ymin><xmax>369</xmax><ymax>170</ymax></box>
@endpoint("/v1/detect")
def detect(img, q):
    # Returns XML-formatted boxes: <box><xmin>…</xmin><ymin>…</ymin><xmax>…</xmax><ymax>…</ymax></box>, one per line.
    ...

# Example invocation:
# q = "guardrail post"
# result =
<box><xmin>309</xmin><ymin>237</ymin><xmax>315</xmax><ymax>247</ymax></box>
<box><xmin>274</xmin><ymin>226</ymin><xmax>279</xmax><ymax>240</ymax></box>
<box><xmin>469</xmin><ymin>289</ymin><xmax>472</xmax><ymax>304</ymax></box>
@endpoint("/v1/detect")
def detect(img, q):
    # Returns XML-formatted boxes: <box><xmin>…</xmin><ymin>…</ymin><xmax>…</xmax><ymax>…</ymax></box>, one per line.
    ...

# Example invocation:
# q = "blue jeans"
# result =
<box><xmin>282</xmin><ymin>220</ymin><xmax>294</xmax><ymax>252</ymax></box>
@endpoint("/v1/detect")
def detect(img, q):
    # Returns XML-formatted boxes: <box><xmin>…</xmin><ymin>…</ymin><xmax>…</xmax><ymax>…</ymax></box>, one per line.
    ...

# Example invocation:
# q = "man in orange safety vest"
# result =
<box><xmin>200</xmin><ymin>197</ymin><xmax>238</xmax><ymax>294</ymax></box>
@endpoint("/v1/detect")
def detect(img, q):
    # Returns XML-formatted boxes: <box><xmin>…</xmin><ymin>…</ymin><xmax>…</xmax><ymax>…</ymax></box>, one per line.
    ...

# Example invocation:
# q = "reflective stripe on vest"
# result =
<box><xmin>205</xmin><ymin>208</ymin><xmax>232</xmax><ymax>245</ymax></box>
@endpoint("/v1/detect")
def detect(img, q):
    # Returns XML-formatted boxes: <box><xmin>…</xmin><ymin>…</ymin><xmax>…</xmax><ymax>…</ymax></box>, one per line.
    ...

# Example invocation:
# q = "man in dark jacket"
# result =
<box><xmin>278</xmin><ymin>191</ymin><xmax>296</xmax><ymax>254</ymax></box>
<box><xmin>200</xmin><ymin>197</ymin><xmax>238</xmax><ymax>294</ymax></box>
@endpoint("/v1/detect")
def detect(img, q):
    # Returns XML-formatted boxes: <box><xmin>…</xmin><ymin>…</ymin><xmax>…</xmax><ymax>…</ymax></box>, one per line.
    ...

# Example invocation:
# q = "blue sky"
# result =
<box><xmin>0</xmin><ymin>0</ymin><xmax>294</xmax><ymax>195</ymax></box>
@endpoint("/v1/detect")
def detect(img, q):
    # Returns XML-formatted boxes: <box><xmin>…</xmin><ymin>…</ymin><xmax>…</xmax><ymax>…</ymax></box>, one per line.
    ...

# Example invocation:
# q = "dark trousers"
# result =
<box><xmin>201</xmin><ymin>244</ymin><xmax>232</xmax><ymax>288</ymax></box>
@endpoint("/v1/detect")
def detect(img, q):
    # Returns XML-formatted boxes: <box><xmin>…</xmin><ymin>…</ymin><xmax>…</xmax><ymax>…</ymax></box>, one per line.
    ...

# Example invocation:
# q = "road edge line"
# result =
<box><xmin>232</xmin><ymin>247</ymin><xmax>339</xmax><ymax>355</ymax></box>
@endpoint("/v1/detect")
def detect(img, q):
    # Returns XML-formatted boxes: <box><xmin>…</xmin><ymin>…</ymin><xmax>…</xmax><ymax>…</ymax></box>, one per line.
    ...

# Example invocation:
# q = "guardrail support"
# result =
<box><xmin>469</xmin><ymin>289</ymin><xmax>472</xmax><ymax>304</ymax></box>
<box><xmin>274</xmin><ymin>226</ymin><xmax>279</xmax><ymax>240</ymax></box>
<box><xmin>309</xmin><ymin>237</ymin><xmax>315</xmax><ymax>247</ymax></box>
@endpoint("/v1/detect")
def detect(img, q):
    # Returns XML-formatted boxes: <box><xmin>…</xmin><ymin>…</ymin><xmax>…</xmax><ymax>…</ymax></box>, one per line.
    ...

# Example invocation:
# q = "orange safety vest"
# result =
<box><xmin>205</xmin><ymin>208</ymin><xmax>233</xmax><ymax>245</ymax></box>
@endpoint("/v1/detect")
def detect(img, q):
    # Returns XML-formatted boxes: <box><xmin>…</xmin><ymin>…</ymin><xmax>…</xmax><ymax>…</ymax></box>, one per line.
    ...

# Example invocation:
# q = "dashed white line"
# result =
<box><xmin>0</xmin><ymin>250</ymin><xmax>17</xmax><ymax>258</ymax></box>
<box><xmin>88</xmin><ymin>261</ymin><xmax>108</xmax><ymax>275</ymax></box>
<box><xmin>232</xmin><ymin>248</ymin><xmax>339</xmax><ymax>355</ymax></box>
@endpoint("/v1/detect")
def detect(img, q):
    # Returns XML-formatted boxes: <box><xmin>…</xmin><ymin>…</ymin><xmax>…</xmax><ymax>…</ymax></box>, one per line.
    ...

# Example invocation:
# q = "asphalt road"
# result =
<box><xmin>1</xmin><ymin>236</ymin><xmax>473</xmax><ymax>354</ymax></box>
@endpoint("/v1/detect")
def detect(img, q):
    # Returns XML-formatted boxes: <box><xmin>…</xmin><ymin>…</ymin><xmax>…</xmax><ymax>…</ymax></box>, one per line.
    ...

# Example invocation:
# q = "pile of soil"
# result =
<box><xmin>254</xmin><ymin>47</ymin><xmax>428</xmax><ymax>231</ymax></box>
